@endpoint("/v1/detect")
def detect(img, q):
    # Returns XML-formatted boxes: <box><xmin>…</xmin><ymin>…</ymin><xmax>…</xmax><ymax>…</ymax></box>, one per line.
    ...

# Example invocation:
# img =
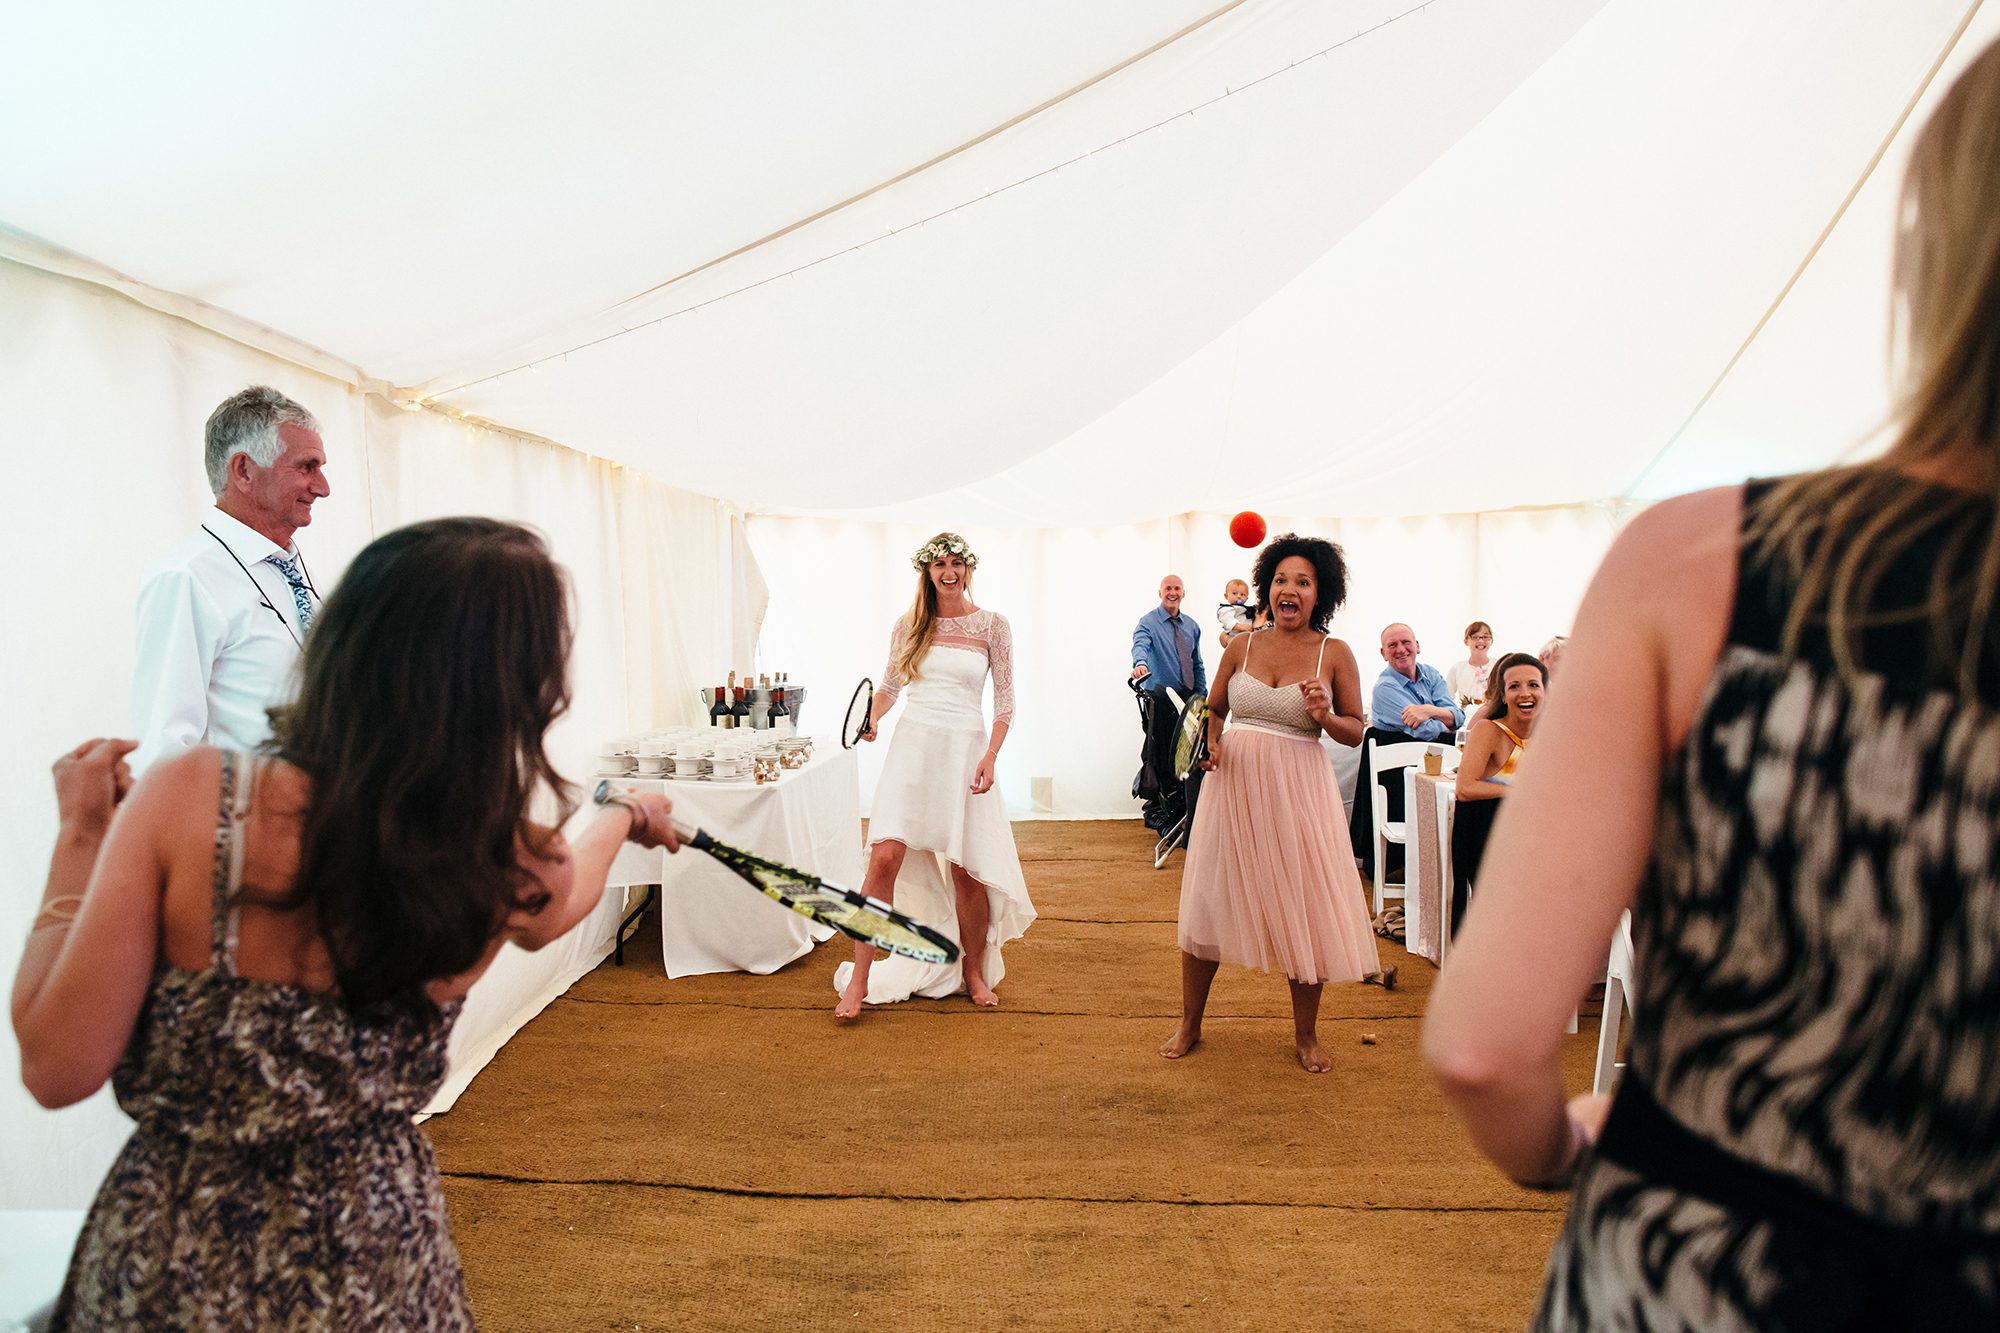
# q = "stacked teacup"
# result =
<box><xmin>596</xmin><ymin>739</ymin><xmax>636</xmax><ymax>777</ymax></box>
<box><xmin>635</xmin><ymin>741</ymin><xmax>669</xmax><ymax>778</ymax></box>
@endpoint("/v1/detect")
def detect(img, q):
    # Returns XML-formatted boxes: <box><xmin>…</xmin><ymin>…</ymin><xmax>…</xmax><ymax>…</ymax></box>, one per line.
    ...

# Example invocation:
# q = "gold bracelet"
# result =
<box><xmin>32</xmin><ymin>895</ymin><xmax>84</xmax><ymax>930</ymax></box>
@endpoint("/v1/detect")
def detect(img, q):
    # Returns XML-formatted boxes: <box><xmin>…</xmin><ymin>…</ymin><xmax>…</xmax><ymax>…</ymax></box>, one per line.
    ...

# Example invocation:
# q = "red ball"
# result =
<box><xmin>1228</xmin><ymin>511</ymin><xmax>1267</xmax><ymax>548</ymax></box>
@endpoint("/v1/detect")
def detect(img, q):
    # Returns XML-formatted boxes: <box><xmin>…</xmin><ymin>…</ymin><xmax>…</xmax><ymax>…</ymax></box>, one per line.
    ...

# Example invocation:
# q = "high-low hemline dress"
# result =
<box><xmin>834</xmin><ymin>609</ymin><xmax>1036</xmax><ymax>1003</ymax></box>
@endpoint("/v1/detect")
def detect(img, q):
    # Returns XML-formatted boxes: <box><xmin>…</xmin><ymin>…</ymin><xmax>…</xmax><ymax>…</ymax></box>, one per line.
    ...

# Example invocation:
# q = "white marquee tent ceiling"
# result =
<box><xmin>4</xmin><ymin>0</ymin><xmax>1992</xmax><ymax>520</ymax></box>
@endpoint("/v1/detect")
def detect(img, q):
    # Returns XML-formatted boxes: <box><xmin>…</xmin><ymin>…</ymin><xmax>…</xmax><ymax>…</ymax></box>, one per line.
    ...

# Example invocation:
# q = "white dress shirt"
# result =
<box><xmin>131</xmin><ymin>509</ymin><xmax>317</xmax><ymax>772</ymax></box>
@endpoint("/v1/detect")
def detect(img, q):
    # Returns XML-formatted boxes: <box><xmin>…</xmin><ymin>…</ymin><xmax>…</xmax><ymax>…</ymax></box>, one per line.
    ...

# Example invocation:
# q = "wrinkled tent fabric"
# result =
<box><xmin>5</xmin><ymin>1</ymin><xmax>1983</xmax><ymax>517</ymax></box>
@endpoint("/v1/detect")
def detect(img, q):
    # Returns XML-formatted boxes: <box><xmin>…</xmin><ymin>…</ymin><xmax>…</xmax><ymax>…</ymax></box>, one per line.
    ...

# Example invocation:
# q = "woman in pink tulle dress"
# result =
<box><xmin>1160</xmin><ymin>534</ymin><xmax>1385</xmax><ymax>1073</ymax></box>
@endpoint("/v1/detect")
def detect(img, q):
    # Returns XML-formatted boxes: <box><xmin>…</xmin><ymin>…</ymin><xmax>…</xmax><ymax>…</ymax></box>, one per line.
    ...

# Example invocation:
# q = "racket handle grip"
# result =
<box><xmin>669</xmin><ymin>818</ymin><xmax>702</xmax><ymax>846</ymax></box>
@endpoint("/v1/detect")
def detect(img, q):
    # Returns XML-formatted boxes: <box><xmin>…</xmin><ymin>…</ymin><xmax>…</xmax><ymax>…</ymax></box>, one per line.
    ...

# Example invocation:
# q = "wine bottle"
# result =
<box><xmin>733</xmin><ymin>681</ymin><xmax>752</xmax><ymax>727</ymax></box>
<box><xmin>768</xmin><ymin>678</ymin><xmax>788</xmax><ymax>729</ymax></box>
<box><xmin>710</xmin><ymin>680</ymin><xmax>732</xmax><ymax>728</ymax></box>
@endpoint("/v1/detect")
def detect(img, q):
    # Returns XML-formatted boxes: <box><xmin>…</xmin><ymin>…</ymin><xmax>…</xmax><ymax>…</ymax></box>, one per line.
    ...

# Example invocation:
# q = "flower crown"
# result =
<box><xmin>912</xmin><ymin>533</ymin><xmax>979</xmax><ymax>570</ymax></box>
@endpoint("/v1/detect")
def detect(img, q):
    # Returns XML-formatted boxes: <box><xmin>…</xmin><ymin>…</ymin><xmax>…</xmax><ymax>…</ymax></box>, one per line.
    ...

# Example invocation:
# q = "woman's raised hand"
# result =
<box><xmin>52</xmin><ymin>738</ymin><xmax>138</xmax><ymax>839</ymax></box>
<box><xmin>1298</xmin><ymin>678</ymin><xmax>1334</xmax><ymax>724</ymax></box>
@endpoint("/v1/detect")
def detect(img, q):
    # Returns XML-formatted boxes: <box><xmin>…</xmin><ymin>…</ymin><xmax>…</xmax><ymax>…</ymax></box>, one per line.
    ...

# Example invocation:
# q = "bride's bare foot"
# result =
<box><xmin>1296</xmin><ymin>1038</ymin><xmax>1331</xmax><ymax>1074</ymax></box>
<box><xmin>834</xmin><ymin>973</ymin><xmax>868</xmax><ymax>1022</ymax></box>
<box><xmin>966</xmin><ymin>975</ymin><xmax>999</xmax><ymax>1008</ymax></box>
<box><xmin>1159</xmin><ymin>1026</ymin><xmax>1201</xmax><ymax>1059</ymax></box>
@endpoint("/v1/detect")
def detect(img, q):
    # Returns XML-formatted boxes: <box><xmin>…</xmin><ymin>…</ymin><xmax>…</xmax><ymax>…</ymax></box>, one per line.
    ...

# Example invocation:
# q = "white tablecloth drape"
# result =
<box><xmin>1406</xmin><ymin>769</ymin><xmax>1456</xmax><ymax>966</ymax></box>
<box><xmin>605</xmin><ymin>746</ymin><xmax>863</xmax><ymax>977</ymax></box>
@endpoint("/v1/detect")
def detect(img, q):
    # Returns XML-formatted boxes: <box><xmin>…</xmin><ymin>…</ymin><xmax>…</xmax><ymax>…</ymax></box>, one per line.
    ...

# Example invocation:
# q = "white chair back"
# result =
<box><xmin>1366</xmin><ymin>738</ymin><xmax>1433</xmax><ymax>914</ymax></box>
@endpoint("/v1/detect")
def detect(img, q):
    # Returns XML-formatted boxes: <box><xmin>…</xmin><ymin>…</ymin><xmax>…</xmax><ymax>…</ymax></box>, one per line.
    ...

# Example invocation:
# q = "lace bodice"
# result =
<box><xmin>878</xmin><ymin>608</ymin><xmax>1014</xmax><ymax>723</ymax></box>
<box><xmin>1225</xmin><ymin>635</ymin><xmax>1329</xmax><ymax>740</ymax></box>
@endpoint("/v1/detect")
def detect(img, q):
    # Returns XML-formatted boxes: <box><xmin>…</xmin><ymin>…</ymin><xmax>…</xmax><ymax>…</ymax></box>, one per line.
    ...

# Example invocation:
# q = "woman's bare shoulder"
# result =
<box><xmin>1589</xmin><ymin>487</ymin><xmax>1740</xmax><ymax>637</ymax></box>
<box><xmin>127</xmin><ymin>746</ymin><xmax>221</xmax><ymax>829</ymax></box>
<box><xmin>1607</xmin><ymin>487</ymin><xmax>1741</xmax><ymax>574</ymax></box>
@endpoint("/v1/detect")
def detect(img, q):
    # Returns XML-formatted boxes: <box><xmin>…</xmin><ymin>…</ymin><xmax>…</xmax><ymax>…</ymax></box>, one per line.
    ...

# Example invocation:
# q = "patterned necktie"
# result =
<box><xmin>270</xmin><ymin>553</ymin><xmax>314</xmax><ymax>635</ymax></box>
<box><xmin>1173</xmin><ymin>615</ymin><xmax>1194</xmax><ymax>689</ymax></box>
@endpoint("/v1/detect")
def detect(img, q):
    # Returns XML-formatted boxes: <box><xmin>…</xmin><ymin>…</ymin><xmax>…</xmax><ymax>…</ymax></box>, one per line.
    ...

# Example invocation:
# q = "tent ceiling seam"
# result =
<box><xmin>0</xmin><ymin>229</ymin><xmax>380</xmax><ymax>394</ymax></box>
<box><xmin>409</xmin><ymin>0</ymin><xmax>1258</xmax><ymax>402</ymax></box>
<box><xmin>0</xmin><ymin>234</ymin><xmax>750</xmax><ymax>510</ymax></box>
<box><xmin>413</xmin><ymin>0</ymin><xmax>1453</xmax><ymax>405</ymax></box>
<box><xmin>1620</xmin><ymin>0</ymin><xmax>1989</xmax><ymax>500</ymax></box>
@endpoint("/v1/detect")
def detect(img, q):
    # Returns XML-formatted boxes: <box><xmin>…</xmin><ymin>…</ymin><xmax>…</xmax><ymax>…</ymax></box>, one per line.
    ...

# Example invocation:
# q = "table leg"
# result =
<box><xmin>615</xmin><ymin>885</ymin><xmax>658</xmax><ymax>967</ymax></box>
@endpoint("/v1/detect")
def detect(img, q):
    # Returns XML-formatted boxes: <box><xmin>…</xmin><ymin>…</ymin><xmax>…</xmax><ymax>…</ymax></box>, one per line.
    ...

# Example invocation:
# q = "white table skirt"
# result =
<box><xmin>603</xmin><ymin>746</ymin><xmax>863</xmax><ymax>977</ymax></box>
<box><xmin>1405</xmin><ymin>768</ymin><xmax>1456</xmax><ymax>966</ymax></box>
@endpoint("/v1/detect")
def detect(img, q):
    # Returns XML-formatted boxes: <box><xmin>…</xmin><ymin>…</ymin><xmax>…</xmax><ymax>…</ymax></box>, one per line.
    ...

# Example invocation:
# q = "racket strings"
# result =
<box><xmin>842</xmin><ymin>679</ymin><xmax>873</xmax><ymax>748</ymax></box>
<box><xmin>714</xmin><ymin>842</ymin><xmax>955</xmax><ymax>963</ymax></box>
<box><xmin>1173</xmin><ymin>698</ymin><xmax>1209</xmax><ymax>778</ymax></box>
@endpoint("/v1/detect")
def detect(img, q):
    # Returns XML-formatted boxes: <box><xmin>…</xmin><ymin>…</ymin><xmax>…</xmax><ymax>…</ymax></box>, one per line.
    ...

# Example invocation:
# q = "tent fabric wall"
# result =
<box><xmin>0</xmin><ymin>257</ymin><xmax>764</xmax><ymax>1208</ymax></box>
<box><xmin>748</xmin><ymin>503</ymin><xmax>1625</xmax><ymax>820</ymax></box>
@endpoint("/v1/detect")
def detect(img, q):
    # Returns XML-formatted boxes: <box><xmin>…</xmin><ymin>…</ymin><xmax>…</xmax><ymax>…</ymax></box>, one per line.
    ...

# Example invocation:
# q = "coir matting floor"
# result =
<box><xmin>426</xmin><ymin>820</ymin><xmax>1595</xmax><ymax>1330</ymax></box>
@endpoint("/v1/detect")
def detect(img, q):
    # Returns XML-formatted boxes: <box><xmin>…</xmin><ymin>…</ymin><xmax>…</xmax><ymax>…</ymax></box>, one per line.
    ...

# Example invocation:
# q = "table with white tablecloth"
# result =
<box><xmin>1405</xmin><ymin>769</ymin><xmax>1456</xmax><ymax>966</ymax></box>
<box><xmin>604</xmin><ymin>746</ymin><xmax>863</xmax><ymax>977</ymax></box>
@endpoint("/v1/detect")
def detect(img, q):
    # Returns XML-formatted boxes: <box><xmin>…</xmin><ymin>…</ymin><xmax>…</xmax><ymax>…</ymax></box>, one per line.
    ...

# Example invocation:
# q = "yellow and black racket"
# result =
<box><xmin>596</xmin><ymin>782</ymin><xmax>956</xmax><ymax>964</ymax></box>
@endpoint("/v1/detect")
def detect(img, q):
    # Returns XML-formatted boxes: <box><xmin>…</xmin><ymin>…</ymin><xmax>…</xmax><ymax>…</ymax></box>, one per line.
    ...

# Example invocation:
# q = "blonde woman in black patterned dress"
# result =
<box><xmin>1428</xmin><ymin>37</ymin><xmax>2000</xmax><ymax>1329</ymax></box>
<box><xmin>14</xmin><ymin>519</ymin><xmax>680</xmax><ymax>1330</ymax></box>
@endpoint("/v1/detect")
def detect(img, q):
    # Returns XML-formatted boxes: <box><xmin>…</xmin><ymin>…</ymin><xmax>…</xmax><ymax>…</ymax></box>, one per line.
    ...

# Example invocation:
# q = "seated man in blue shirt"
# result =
<box><xmin>1130</xmin><ymin>575</ymin><xmax>1207</xmax><ymax>828</ymax></box>
<box><xmin>1370</xmin><ymin>622</ymin><xmax>1465</xmax><ymax>741</ymax></box>
<box><xmin>1352</xmin><ymin>623</ymin><xmax>1466</xmax><ymax>880</ymax></box>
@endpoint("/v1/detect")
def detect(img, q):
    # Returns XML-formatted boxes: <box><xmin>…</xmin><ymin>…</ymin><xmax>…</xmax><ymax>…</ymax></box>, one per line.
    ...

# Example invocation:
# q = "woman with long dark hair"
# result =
<box><xmin>14</xmin><ymin>518</ymin><xmax>678</xmax><ymax>1329</ymax></box>
<box><xmin>1159</xmin><ymin>533</ymin><xmax>1383</xmax><ymax>1074</ymax></box>
<box><xmin>1448</xmin><ymin>651</ymin><xmax>1546</xmax><ymax>930</ymax></box>
<box><xmin>834</xmin><ymin>532</ymin><xmax>1035</xmax><ymax>1019</ymax></box>
<box><xmin>1427</xmin><ymin>37</ymin><xmax>2000</xmax><ymax>1327</ymax></box>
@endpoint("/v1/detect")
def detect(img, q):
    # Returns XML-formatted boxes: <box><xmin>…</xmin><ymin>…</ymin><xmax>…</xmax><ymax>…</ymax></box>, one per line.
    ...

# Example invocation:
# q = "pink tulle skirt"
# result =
<box><xmin>1177</xmin><ymin>726</ymin><xmax>1382</xmax><ymax>985</ymax></box>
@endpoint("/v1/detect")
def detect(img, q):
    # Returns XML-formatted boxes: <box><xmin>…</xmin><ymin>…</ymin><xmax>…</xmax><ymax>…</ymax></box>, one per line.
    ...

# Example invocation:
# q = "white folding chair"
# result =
<box><xmin>1367</xmin><ymin>738</ymin><xmax>1432</xmax><ymax>917</ymax></box>
<box><xmin>1593</xmin><ymin>910</ymin><xmax>1636</xmax><ymax>1095</ymax></box>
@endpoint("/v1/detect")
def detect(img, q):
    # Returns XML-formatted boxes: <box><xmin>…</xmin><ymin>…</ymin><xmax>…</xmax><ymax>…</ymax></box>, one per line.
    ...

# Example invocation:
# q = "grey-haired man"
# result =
<box><xmin>131</xmin><ymin>386</ymin><xmax>331</xmax><ymax>771</ymax></box>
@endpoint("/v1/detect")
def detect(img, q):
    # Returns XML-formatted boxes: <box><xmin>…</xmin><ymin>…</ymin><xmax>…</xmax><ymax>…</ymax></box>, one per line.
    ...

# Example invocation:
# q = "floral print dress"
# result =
<box><xmin>51</xmin><ymin>751</ymin><xmax>474</xmax><ymax>1331</ymax></box>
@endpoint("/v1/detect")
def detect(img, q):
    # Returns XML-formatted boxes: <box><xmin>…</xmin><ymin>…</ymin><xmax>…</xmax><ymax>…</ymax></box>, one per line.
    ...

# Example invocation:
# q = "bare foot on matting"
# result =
<box><xmin>834</xmin><ymin>975</ymin><xmax>867</xmax><ymax>1022</ymax></box>
<box><xmin>967</xmin><ymin>979</ymin><xmax>1000</xmax><ymax>1008</ymax></box>
<box><xmin>1296</xmin><ymin>1040</ymin><xmax>1331</xmax><ymax>1074</ymax></box>
<box><xmin>1159</xmin><ymin>1027</ymin><xmax>1201</xmax><ymax>1059</ymax></box>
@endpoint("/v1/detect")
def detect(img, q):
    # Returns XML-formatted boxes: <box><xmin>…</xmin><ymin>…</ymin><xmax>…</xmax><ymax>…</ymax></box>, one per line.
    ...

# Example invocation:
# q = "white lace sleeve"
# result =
<box><xmin>988</xmin><ymin>612</ymin><xmax>1015</xmax><ymax>724</ymax></box>
<box><xmin>877</xmin><ymin>617</ymin><xmax>910</xmax><ymax>704</ymax></box>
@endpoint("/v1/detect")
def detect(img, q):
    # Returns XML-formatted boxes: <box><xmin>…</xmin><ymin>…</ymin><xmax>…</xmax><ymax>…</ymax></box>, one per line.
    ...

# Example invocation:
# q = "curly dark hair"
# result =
<box><xmin>265</xmin><ymin>517</ymin><xmax>576</xmax><ymax>1014</ymax></box>
<box><xmin>1252</xmin><ymin>533</ymin><xmax>1349</xmax><ymax>633</ymax></box>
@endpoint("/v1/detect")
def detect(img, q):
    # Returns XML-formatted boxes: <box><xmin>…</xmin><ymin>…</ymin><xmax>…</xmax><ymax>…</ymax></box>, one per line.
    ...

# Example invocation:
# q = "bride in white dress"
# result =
<box><xmin>834</xmin><ymin>532</ymin><xmax>1036</xmax><ymax>1019</ymax></box>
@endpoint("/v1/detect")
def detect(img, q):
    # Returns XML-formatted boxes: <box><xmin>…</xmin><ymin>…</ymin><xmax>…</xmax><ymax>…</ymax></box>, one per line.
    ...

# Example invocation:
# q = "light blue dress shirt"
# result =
<box><xmin>1131</xmin><ymin>606</ymin><xmax>1206</xmax><ymax>695</ymax></box>
<box><xmin>1370</xmin><ymin>663</ymin><xmax>1464</xmax><ymax>742</ymax></box>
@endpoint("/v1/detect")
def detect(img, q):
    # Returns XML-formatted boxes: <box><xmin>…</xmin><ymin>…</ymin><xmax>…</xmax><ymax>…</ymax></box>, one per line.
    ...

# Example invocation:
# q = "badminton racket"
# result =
<box><xmin>841</xmin><ymin>677</ymin><xmax>875</xmax><ymax>748</ymax></box>
<box><xmin>1171</xmin><ymin>695</ymin><xmax>1210</xmax><ymax>781</ymax></box>
<box><xmin>594</xmin><ymin>781</ymin><xmax>957</xmax><ymax>964</ymax></box>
